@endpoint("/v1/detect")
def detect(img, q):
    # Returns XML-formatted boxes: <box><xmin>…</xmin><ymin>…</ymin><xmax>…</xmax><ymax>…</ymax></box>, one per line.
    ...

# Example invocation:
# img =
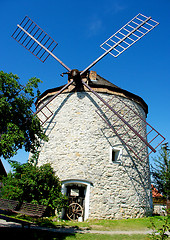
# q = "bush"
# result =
<box><xmin>1</xmin><ymin>161</ymin><xmax>68</xmax><ymax>215</ymax></box>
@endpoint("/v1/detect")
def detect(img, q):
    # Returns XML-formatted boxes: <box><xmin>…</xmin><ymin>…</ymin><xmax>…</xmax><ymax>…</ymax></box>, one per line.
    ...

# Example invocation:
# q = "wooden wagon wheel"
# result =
<box><xmin>66</xmin><ymin>203</ymin><xmax>83</xmax><ymax>221</ymax></box>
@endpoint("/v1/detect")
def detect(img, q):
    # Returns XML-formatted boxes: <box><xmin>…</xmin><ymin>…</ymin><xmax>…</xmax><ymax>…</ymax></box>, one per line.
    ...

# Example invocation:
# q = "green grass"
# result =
<box><xmin>2</xmin><ymin>215</ymin><xmax>169</xmax><ymax>240</ymax></box>
<box><xmin>63</xmin><ymin>233</ymin><xmax>148</xmax><ymax>240</ymax></box>
<box><xmin>5</xmin><ymin>214</ymin><xmax>170</xmax><ymax>232</ymax></box>
<box><xmin>1</xmin><ymin>216</ymin><xmax>169</xmax><ymax>240</ymax></box>
<box><xmin>50</xmin><ymin>216</ymin><xmax>169</xmax><ymax>231</ymax></box>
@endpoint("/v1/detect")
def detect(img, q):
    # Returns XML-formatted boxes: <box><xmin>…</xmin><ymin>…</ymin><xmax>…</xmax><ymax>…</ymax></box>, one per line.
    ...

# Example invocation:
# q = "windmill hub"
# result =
<box><xmin>70</xmin><ymin>69</ymin><xmax>82</xmax><ymax>84</ymax></box>
<box><xmin>70</xmin><ymin>69</ymin><xmax>80</xmax><ymax>79</ymax></box>
<box><xmin>70</xmin><ymin>69</ymin><xmax>80</xmax><ymax>77</ymax></box>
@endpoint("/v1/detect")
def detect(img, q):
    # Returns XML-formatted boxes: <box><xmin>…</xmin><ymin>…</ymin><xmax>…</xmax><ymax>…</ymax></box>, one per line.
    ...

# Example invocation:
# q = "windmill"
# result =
<box><xmin>12</xmin><ymin>14</ymin><xmax>165</xmax><ymax>220</ymax></box>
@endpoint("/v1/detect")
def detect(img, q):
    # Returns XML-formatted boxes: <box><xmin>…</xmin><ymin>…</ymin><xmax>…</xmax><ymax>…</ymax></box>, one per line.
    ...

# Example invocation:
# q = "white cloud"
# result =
<box><xmin>88</xmin><ymin>18</ymin><xmax>103</xmax><ymax>36</ymax></box>
<box><xmin>104</xmin><ymin>1</ymin><xmax>126</xmax><ymax>15</ymax></box>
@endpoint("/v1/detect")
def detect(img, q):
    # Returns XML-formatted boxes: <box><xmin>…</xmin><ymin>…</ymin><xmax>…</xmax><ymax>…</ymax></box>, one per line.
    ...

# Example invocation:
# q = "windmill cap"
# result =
<box><xmin>36</xmin><ymin>71</ymin><xmax>148</xmax><ymax>115</ymax></box>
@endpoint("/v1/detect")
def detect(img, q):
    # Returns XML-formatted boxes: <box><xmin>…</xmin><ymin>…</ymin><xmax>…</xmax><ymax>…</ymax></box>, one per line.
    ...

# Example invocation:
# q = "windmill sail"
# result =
<box><xmin>12</xmin><ymin>14</ymin><xmax>165</xmax><ymax>157</ymax></box>
<box><xmin>96</xmin><ymin>95</ymin><xmax>165</xmax><ymax>160</ymax></box>
<box><xmin>12</xmin><ymin>16</ymin><xmax>71</xmax><ymax>71</ymax></box>
<box><xmin>100</xmin><ymin>13</ymin><xmax>159</xmax><ymax>58</ymax></box>
<box><xmin>82</xmin><ymin>80</ymin><xmax>165</xmax><ymax>161</ymax></box>
<box><xmin>34</xmin><ymin>80</ymin><xmax>74</xmax><ymax>124</ymax></box>
<box><xmin>81</xmin><ymin>13</ymin><xmax>159</xmax><ymax>75</ymax></box>
<box><xmin>12</xmin><ymin>16</ymin><xmax>58</xmax><ymax>62</ymax></box>
<box><xmin>96</xmin><ymin>95</ymin><xmax>165</xmax><ymax>161</ymax></box>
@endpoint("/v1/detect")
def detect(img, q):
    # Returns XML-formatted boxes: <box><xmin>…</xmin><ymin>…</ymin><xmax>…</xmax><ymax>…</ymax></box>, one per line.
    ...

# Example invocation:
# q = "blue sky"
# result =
<box><xmin>1</xmin><ymin>0</ymin><xmax>170</xmax><ymax>172</ymax></box>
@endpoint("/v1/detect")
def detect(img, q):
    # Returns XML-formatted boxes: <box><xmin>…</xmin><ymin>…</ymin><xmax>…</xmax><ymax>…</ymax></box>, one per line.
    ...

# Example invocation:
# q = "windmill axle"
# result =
<box><xmin>69</xmin><ymin>69</ymin><xmax>84</xmax><ymax>90</ymax></box>
<box><xmin>70</xmin><ymin>69</ymin><xmax>81</xmax><ymax>82</ymax></box>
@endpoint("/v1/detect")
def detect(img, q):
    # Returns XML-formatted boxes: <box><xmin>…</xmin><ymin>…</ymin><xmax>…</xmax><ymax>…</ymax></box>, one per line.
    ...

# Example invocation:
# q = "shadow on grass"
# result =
<box><xmin>0</xmin><ymin>227</ymin><xmax>76</xmax><ymax>240</ymax></box>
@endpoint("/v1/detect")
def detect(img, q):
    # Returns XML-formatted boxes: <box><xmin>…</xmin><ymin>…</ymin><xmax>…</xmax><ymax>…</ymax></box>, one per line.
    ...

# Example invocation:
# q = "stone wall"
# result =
<box><xmin>37</xmin><ymin>91</ymin><xmax>152</xmax><ymax>219</ymax></box>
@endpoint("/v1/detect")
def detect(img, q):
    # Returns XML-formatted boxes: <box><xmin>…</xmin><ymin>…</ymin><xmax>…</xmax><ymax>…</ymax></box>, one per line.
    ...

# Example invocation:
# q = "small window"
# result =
<box><xmin>110</xmin><ymin>147</ymin><xmax>122</xmax><ymax>163</ymax></box>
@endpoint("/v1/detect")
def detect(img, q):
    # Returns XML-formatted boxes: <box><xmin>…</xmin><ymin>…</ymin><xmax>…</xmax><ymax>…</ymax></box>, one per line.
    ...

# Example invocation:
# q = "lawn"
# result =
<box><xmin>2</xmin><ymin>215</ymin><xmax>169</xmax><ymax>240</ymax></box>
<box><xmin>40</xmin><ymin>215</ymin><xmax>169</xmax><ymax>231</ymax></box>
<box><xmin>62</xmin><ymin>233</ymin><xmax>149</xmax><ymax>240</ymax></box>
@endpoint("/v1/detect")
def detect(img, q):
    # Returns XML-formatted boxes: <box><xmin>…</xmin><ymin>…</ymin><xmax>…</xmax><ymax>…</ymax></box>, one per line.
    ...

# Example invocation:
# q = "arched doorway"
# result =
<box><xmin>61</xmin><ymin>179</ymin><xmax>93</xmax><ymax>221</ymax></box>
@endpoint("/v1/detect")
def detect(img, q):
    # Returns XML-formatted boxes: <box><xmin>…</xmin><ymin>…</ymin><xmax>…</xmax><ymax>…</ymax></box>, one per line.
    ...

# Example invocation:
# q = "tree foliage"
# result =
<box><xmin>148</xmin><ymin>216</ymin><xmax>170</xmax><ymax>240</ymax></box>
<box><xmin>0</xmin><ymin>71</ymin><xmax>48</xmax><ymax>159</ymax></box>
<box><xmin>151</xmin><ymin>145</ymin><xmax>170</xmax><ymax>200</ymax></box>
<box><xmin>1</xmin><ymin>160</ymin><xmax>67</xmax><ymax>214</ymax></box>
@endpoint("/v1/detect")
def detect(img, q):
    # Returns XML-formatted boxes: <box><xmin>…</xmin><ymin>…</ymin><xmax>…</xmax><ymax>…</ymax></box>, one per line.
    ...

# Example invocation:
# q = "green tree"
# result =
<box><xmin>151</xmin><ymin>143</ymin><xmax>170</xmax><ymax>201</ymax></box>
<box><xmin>0</xmin><ymin>71</ymin><xmax>47</xmax><ymax>159</ymax></box>
<box><xmin>1</xmin><ymin>160</ymin><xmax>67</xmax><ymax>215</ymax></box>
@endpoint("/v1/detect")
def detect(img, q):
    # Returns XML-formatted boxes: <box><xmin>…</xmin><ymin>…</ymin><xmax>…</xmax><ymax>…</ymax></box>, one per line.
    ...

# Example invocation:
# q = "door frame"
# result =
<box><xmin>61</xmin><ymin>179</ymin><xmax>93</xmax><ymax>220</ymax></box>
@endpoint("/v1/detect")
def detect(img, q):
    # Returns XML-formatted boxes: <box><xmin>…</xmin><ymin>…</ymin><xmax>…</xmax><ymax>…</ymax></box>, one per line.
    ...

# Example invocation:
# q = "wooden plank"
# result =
<box><xmin>14</xmin><ymin>202</ymin><xmax>47</xmax><ymax>217</ymax></box>
<box><xmin>0</xmin><ymin>199</ymin><xmax>47</xmax><ymax>218</ymax></box>
<box><xmin>0</xmin><ymin>199</ymin><xmax>19</xmax><ymax>211</ymax></box>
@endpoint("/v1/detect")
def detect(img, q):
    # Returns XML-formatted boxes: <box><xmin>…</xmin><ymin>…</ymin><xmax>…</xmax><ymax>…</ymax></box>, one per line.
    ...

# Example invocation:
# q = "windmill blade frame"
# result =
<box><xmin>100</xmin><ymin>13</ymin><xmax>159</xmax><ymax>58</ymax></box>
<box><xmin>81</xmin><ymin>79</ymin><xmax>165</xmax><ymax>160</ymax></box>
<box><xmin>81</xmin><ymin>13</ymin><xmax>159</xmax><ymax>75</ymax></box>
<box><xmin>12</xmin><ymin>16</ymin><xmax>71</xmax><ymax>71</ymax></box>
<box><xmin>34</xmin><ymin>79</ymin><xmax>74</xmax><ymax>125</ymax></box>
<box><xmin>11</xmin><ymin>13</ymin><xmax>165</xmax><ymax>158</ymax></box>
<box><xmin>95</xmin><ymin>92</ymin><xmax>165</xmax><ymax>161</ymax></box>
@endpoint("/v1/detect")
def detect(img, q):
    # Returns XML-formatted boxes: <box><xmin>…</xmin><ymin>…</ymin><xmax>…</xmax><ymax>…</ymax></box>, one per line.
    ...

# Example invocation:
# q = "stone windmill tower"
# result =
<box><xmin>12</xmin><ymin>14</ymin><xmax>165</xmax><ymax>220</ymax></box>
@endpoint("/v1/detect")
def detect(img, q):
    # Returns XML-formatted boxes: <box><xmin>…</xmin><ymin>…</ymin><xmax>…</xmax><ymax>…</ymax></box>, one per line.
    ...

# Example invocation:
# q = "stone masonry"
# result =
<box><xmin>37</xmin><ymin>89</ymin><xmax>152</xmax><ymax>219</ymax></box>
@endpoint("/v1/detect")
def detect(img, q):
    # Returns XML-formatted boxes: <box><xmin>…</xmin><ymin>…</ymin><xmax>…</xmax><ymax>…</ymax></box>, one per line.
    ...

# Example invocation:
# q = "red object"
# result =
<box><xmin>151</xmin><ymin>184</ymin><xmax>163</xmax><ymax>198</ymax></box>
